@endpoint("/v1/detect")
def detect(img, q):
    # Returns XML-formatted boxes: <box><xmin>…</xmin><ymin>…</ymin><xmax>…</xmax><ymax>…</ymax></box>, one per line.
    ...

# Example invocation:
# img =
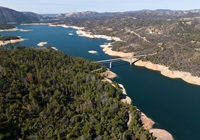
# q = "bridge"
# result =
<box><xmin>97</xmin><ymin>54</ymin><xmax>147</xmax><ymax>68</ymax></box>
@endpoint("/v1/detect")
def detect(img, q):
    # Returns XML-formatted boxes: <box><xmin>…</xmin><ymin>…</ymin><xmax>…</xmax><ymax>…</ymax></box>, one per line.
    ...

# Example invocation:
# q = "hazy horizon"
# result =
<box><xmin>0</xmin><ymin>0</ymin><xmax>200</xmax><ymax>14</ymax></box>
<box><xmin>38</xmin><ymin>9</ymin><xmax>200</xmax><ymax>15</ymax></box>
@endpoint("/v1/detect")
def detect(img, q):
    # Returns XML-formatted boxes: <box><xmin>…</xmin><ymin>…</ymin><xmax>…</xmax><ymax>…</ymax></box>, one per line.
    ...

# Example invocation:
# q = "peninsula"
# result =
<box><xmin>0</xmin><ymin>35</ymin><xmax>24</xmax><ymax>46</ymax></box>
<box><xmin>2</xmin><ymin>6</ymin><xmax>200</xmax><ymax>140</ymax></box>
<box><xmin>0</xmin><ymin>47</ymin><xmax>155</xmax><ymax>139</ymax></box>
<box><xmin>54</xmin><ymin>10</ymin><xmax>200</xmax><ymax>86</ymax></box>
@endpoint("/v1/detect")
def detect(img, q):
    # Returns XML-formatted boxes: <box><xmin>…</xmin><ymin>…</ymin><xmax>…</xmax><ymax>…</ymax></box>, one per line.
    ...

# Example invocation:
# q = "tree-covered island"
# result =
<box><xmin>0</xmin><ymin>23</ymin><xmax>15</xmax><ymax>30</ymax></box>
<box><xmin>0</xmin><ymin>35</ymin><xmax>20</xmax><ymax>41</ymax></box>
<box><xmin>0</xmin><ymin>24</ymin><xmax>20</xmax><ymax>42</ymax></box>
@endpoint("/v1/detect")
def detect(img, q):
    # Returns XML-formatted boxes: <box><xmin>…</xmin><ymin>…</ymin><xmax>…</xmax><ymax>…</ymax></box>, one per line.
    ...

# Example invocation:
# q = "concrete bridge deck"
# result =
<box><xmin>97</xmin><ymin>54</ymin><xmax>147</xmax><ymax>68</ymax></box>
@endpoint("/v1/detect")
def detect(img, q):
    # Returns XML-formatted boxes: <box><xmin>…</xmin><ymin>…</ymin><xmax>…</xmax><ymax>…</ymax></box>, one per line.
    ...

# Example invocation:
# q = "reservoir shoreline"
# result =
<box><xmin>104</xmin><ymin>67</ymin><xmax>173</xmax><ymax>140</ymax></box>
<box><xmin>54</xmin><ymin>24</ymin><xmax>174</xmax><ymax>139</ymax></box>
<box><xmin>13</xmin><ymin>22</ymin><xmax>200</xmax><ymax>86</ymax></box>
<box><xmin>0</xmin><ymin>27</ymin><xmax>31</xmax><ymax>32</ymax></box>
<box><xmin>0</xmin><ymin>38</ymin><xmax>25</xmax><ymax>46</ymax></box>
<box><xmin>70</xmin><ymin>24</ymin><xmax>200</xmax><ymax>86</ymax></box>
<box><xmin>2</xmin><ymin>23</ymin><xmax>200</xmax><ymax>140</ymax></box>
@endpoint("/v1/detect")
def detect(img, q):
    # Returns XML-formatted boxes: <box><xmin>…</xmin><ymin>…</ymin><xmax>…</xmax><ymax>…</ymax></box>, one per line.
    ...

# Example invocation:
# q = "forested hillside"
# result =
<box><xmin>0</xmin><ymin>23</ymin><xmax>15</xmax><ymax>29</ymax></box>
<box><xmin>58</xmin><ymin>10</ymin><xmax>200</xmax><ymax>77</ymax></box>
<box><xmin>0</xmin><ymin>46</ymin><xmax>154</xmax><ymax>140</ymax></box>
<box><xmin>0</xmin><ymin>6</ymin><xmax>41</xmax><ymax>23</ymax></box>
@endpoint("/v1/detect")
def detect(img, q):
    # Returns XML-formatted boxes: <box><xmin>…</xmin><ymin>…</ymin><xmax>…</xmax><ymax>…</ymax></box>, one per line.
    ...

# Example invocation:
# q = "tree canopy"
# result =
<box><xmin>0</xmin><ymin>46</ymin><xmax>154</xmax><ymax>140</ymax></box>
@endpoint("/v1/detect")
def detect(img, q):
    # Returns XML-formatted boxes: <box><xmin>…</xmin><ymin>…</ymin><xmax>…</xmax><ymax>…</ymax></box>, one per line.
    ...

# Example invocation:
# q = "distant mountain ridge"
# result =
<box><xmin>52</xmin><ymin>9</ymin><xmax>200</xmax><ymax>21</ymax></box>
<box><xmin>55</xmin><ymin>11</ymin><xmax>121</xmax><ymax>19</ymax></box>
<box><xmin>1</xmin><ymin>6</ymin><xmax>200</xmax><ymax>23</ymax></box>
<box><xmin>0</xmin><ymin>6</ymin><xmax>41</xmax><ymax>23</ymax></box>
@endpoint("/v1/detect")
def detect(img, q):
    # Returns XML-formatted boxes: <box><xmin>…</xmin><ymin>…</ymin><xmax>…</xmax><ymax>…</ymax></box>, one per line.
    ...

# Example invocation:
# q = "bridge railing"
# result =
<box><xmin>97</xmin><ymin>54</ymin><xmax>147</xmax><ymax>68</ymax></box>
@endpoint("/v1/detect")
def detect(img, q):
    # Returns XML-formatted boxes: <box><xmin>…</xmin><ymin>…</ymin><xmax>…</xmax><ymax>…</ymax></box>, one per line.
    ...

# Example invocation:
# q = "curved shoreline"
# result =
<box><xmin>49</xmin><ymin>23</ymin><xmax>84</xmax><ymax>30</ymax></box>
<box><xmin>60</xmin><ymin>24</ymin><xmax>175</xmax><ymax>139</ymax></box>
<box><xmin>101</xmin><ymin>69</ymin><xmax>117</xmax><ymax>79</ymax></box>
<box><xmin>118</xmin><ymin>82</ymin><xmax>173</xmax><ymax>140</ymax></box>
<box><xmin>37</xmin><ymin>42</ymin><xmax>48</xmax><ymax>47</ymax></box>
<box><xmin>134</xmin><ymin>60</ymin><xmax>200</xmax><ymax>86</ymax></box>
<box><xmin>102</xmin><ymin>70</ymin><xmax>132</xmax><ymax>127</ymax></box>
<box><xmin>119</xmin><ymin>84</ymin><xmax>132</xmax><ymax>105</ymax></box>
<box><xmin>0</xmin><ymin>28</ymin><xmax>31</xmax><ymax>32</ymax></box>
<box><xmin>0</xmin><ymin>28</ymin><xmax>18</xmax><ymax>32</ymax></box>
<box><xmin>100</xmin><ymin>42</ymin><xmax>200</xmax><ymax>86</ymax></box>
<box><xmin>140</xmin><ymin>113</ymin><xmax>173</xmax><ymax>140</ymax></box>
<box><xmin>100</xmin><ymin>43</ymin><xmax>133</xmax><ymax>57</ymax></box>
<box><xmin>0</xmin><ymin>38</ymin><xmax>25</xmax><ymax>46</ymax></box>
<box><xmin>21</xmin><ymin>23</ymin><xmax>174</xmax><ymax>139</ymax></box>
<box><xmin>68</xmin><ymin>23</ymin><xmax>200</xmax><ymax>86</ymax></box>
<box><xmin>76</xmin><ymin>30</ymin><xmax>121</xmax><ymax>41</ymax></box>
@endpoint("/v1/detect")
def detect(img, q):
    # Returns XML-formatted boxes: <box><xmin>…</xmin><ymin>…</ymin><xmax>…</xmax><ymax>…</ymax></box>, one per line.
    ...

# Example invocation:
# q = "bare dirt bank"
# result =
<box><xmin>150</xmin><ymin>129</ymin><xmax>174</xmax><ymax>140</ymax></box>
<box><xmin>0</xmin><ymin>28</ymin><xmax>31</xmax><ymax>32</ymax></box>
<box><xmin>88</xmin><ymin>34</ymin><xmax>174</xmax><ymax>140</ymax></box>
<box><xmin>134</xmin><ymin>60</ymin><xmax>200</xmax><ymax>86</ymax></box>
<box><xmin>0</xmin><ymin>28</ymin><xmax>18</xmax><ymax>32</ymax></box>
<box><xmin>140</xmin><ymin>113</ymin><xmax>173</xmax><ymax>140</ymax></box>
<box><xmin>100</xmin><ymin>43</ymin><xmax>133</xmax><ymax>58</ymax></box>
<box><xmin>101</xmin><ymin>69</ymin><xmax>117</xmax><ymax>79</ymax></box>
<box><xmin>49</xmin><ymin>23</ymin><xmax>84</xmax><ymax>30</ymax></box>
<box><xmin>37</xmin><ymin>42</ymin><xmax>47</xmax><ymax>47</ymax></box>
<box><xmin>76</xmin><ymin>30</ymin><xmax>121</xmax><ymax>41</ymax></box>
<box><xmin>99</xmin><ymin>40</ymin><xmax>200</xmax><ymax>86</ymax></box>
<box><xmin>52</xmin><ymin>24</ymin><xmax>175</xmax><ymax>139</ymax></box>
<box><xmin>0</xmin><ymin>38</ymin><xmax>25</xmax><ymax>46</ymax></box>
<box><xmin>119</xmin><ymin>84</ymin><xmax>132</xmax><ymax>105</ymax></box>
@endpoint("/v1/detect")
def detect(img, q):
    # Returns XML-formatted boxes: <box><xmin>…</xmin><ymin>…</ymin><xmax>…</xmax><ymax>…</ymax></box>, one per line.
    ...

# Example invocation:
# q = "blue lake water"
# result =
<box><xmin>1</xmin><ymin>24</ymin><xmax>200</xmax><ymax>140</ymax></box>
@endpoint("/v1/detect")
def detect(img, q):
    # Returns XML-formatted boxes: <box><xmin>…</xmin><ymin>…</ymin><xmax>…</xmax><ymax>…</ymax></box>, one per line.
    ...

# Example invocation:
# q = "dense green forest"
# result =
<box><xmin>0</xmin><ymin>23</ymin><xmax>15</xmax><ymax>30</ymax></box>
<box><xmin>0</xmin><ymin>24</ymin><xmax>19</xmax><ymax>41</ymax></box>
<box><xmin>0</xmin><ymin>35</ymin><xmax>20</xmax><ymax>41</ymax></box>
<box><xmin>0</xmin><ymin>46</ymin><xmax>154</xmax><ymax>140</ymax></box>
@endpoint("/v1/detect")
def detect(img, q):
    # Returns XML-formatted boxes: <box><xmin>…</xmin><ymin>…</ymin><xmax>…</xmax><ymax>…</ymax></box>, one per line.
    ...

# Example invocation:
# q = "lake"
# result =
<box><xmin>1</xmin><ymin>24</ymin><xmax>200</xmax><ymax>140</ymax></box>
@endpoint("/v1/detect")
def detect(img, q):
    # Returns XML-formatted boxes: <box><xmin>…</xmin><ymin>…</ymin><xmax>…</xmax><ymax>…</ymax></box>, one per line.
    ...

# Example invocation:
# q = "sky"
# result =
<box><xmin>0</xmin><ymin>0</ymin><xmax>200</xmax><ymax>14</ymax></box>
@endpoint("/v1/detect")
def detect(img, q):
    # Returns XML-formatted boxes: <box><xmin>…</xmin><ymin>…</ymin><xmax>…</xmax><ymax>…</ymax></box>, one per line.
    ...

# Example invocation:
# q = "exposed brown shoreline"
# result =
<box><xmin>67</xmin><ymin>25</ymin><xmax>175</xmax><ymax>140</ymax></box>
<box><xmin>98</xmin><ymin>45</ymin><xmax>173</xmax><ymax>140</ymax></box>
<box><xmin>134</xmin><ymin>60</ymin><xmax>200</xmax><ymax>86</ymax></box>
<box><xmin>101</xmin><ymin>42</ymin><xmax>200</xmax><ymax>86</ymax></box>
<box><xmin>0</xmin><ymin>28</ymin><xmax>31</xmax><ymax>32</ymax></box>
<box><xmin>73</xmin><ymin>24</ymin><xmax>200</xmax><ymax>86</ymax></box>
<box><xmin>0</xmin><ymin>28</ymin><xmax>18</xmax><ymax>32</ymax></box>
<box><xmin>18</xmin><ymin>23</ymin><xmax>175</xmax><ymax>139</ymax></box>
<box><xmin>37</xmin><ymin>42</ymin><xmax>47</xmax><ymax>47</ymax></box>
<box><xmin>0</xmin><ymin>38</ymin><xmax>25</xmax><ymax>46</ymax></box>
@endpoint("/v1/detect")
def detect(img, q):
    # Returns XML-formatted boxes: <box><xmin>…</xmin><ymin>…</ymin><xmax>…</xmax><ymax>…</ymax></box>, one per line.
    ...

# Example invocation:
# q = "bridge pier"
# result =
<box><xmin>129</xmin><ymin>58</ymin><xmax>132</xmax><ymax>65</ymax></box>
<box><xmin>97</xmin><ymin>54</ymin><xmax>147</xmax><ymax>68</ymax></box>
<box><xmin>109</xmin><ymin>62</ymin><xmax>112</xmax><ymax>68</ymax></box>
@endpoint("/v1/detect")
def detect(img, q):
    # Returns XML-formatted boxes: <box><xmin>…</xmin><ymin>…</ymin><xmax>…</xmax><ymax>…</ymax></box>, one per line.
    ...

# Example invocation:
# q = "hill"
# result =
<box><xmin>54</xmin><ymin>11</ymin><xmax>128</xmax><ymax>21</ymax></box>
<box><xmin>57</xmin><ymin>9</ymin><xmax>200</xmax><ymax>77</ymax></box>
<box><xmin>0</xmin><ymin>6</ymin><xmax>41</xmax><ymax>23</ymax></box>
<box><xmin>0</xmin><ymin>47</ymin><xmax>154</xmax><ymax>140</ymax></box>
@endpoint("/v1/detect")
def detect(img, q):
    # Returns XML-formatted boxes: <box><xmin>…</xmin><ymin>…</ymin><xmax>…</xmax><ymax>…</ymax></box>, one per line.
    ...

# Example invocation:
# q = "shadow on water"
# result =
<box><xmin>108</xmin><ymin>61</ymin><xmax>130</xmax><ymax>68</ymax></box>
<box><xmin>112</xmin><ymin>64</ymin><xmax>200</xmax><ymax>140</ymax></box>
<box><xmin>109</xmin><ymin>56</ymin><xmax>144</xmax><ymax>68</ymax></box>
<box><xmin>132</xmin><ymin>57</ymin><xmax>144</xmax><ymax>64</ymax></box>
